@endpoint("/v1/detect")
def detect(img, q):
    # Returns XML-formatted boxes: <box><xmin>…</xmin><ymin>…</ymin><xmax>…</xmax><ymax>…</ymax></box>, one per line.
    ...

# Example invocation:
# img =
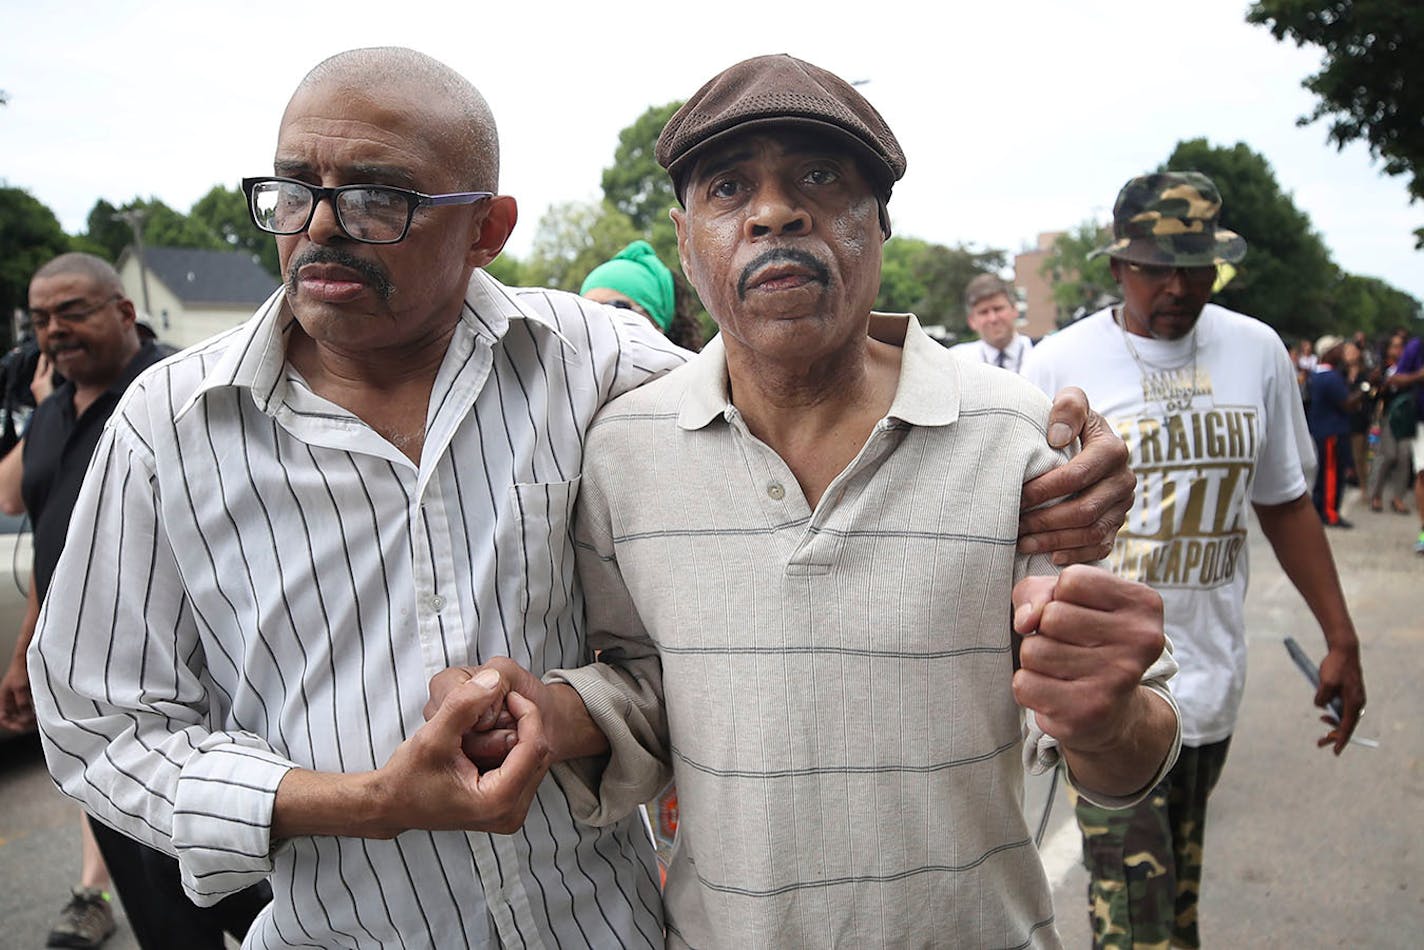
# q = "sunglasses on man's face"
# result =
<box><xmin>1123</xmin><ymin>262</ymin><xmax>1217</xmax><ymax>286</ymax></box>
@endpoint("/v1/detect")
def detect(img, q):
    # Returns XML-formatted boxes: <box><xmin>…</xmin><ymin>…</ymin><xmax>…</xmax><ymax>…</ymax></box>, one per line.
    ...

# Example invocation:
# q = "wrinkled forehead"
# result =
<box><xmin>277</xmin><ymin>76</ymin><xmax>455</xmax><ymax>171</ymax></box>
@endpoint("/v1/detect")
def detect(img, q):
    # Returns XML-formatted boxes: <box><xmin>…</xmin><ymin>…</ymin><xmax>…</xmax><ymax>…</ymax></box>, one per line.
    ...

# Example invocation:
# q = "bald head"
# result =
<box><xmin>32</xmin><ymin>252</ymin><xmax>125</xmax><ymax>297</ymax></box>
<box><xmin>293</xmin><ymin>47</ymin><xmax>500</xmax><ymax>192</ymax></box>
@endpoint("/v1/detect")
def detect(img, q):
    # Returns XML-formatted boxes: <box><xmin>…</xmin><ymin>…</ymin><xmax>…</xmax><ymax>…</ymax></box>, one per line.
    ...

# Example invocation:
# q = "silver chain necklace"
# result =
<box><xmin>1115</xmin><ymin>307</ymin><xmax>1199</xmax><ymax>412</ymax></box>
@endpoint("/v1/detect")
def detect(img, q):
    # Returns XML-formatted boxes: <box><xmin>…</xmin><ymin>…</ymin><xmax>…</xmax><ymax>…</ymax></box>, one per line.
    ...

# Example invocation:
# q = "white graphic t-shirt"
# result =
<box><xmin>1023</xmin><ymin>304</ymin><xmax>1314</xmax><ymax>744</ymax></box>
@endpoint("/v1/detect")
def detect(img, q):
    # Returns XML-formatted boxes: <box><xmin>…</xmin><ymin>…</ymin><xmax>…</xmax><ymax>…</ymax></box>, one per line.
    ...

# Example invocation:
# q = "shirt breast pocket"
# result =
<box><xmin>509</xmin><ymin>477</ymin><xmax>582</xmax><ymax>669</ymax></box>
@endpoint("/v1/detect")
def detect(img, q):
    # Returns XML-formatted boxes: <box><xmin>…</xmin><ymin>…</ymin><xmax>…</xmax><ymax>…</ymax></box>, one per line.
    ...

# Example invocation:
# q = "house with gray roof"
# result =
<box><xmin>117</xmin><ymin>246</ymin><xmax>279</xmax><ymax>348</ymax></box>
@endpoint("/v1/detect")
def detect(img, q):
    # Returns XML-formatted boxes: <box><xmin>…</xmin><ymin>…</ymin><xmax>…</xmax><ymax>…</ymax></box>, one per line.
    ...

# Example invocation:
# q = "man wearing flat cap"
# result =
<box><xmin>443</xmin><ymin>55</ymin><xmax>1182</xmax><ymax>948</ymax></box>
<box><xmin>1024</xmin><ymin>171</ymin><xmax>1367</xmax><ymax>949</ymax></box>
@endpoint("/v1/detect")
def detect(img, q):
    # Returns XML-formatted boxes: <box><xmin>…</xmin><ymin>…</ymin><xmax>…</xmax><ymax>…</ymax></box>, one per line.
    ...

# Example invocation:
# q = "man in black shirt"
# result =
<box><xmin>2</xmin><ymin>252</ymin><xmax>269</xmax><ymax>949</ymax></box>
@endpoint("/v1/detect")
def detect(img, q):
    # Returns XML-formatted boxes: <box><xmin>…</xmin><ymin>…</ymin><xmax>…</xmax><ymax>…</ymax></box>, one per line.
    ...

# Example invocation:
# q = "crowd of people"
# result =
<box><xmin>1290</xmin><ymin>329</ymin><xmax>1424</xmax><ymax>547</ymax></box>
<box><xmin>0</xmin><ymin>44</ymin><xmax>1390</xmax><ymax>950</ymax></box>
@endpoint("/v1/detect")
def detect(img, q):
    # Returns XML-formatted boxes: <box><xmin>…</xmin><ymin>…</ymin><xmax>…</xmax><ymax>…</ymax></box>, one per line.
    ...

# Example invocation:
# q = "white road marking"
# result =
<box><xmin>1039</xmin><ymin>815</ymin><xmax>1083</xmax><ymax>887</ymax></box>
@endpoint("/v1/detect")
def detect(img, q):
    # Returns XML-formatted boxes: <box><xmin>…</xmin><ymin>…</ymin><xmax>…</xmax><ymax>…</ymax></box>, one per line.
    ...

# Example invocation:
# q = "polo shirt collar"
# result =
<box><xmin>676</xmin><ymin>312</ymin><xmax>961</xmax><ymax>431</ymax></box>
<box><xmin>676</xmin><ymin>335</ymin><xmax>734</xmax><ymax>430</ymax></box>
<box><xmin>881</xmin><ymin>313</ymin><xmax>960</xmax><ymax>427</ymax></box>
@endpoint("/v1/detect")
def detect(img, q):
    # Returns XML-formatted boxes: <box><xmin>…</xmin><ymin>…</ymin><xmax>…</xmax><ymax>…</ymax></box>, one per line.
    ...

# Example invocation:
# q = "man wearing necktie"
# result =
<box><xmin>950</xmin><ymin>273</ymin><xmax>1034</xmax><ymax>373</ymax></box>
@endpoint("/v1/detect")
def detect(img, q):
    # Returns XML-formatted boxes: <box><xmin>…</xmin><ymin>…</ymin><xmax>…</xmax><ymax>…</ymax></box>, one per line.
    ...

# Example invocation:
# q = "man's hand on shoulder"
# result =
<box><xmin>1019</xmin><ymin>388</ymin><xmax>1134</xmax><ymax>565</ymax></box>
<box><xmin>1012</xmin><ymin>566</ymin><xmax>1178</xmax><ymax>799</ymax></box>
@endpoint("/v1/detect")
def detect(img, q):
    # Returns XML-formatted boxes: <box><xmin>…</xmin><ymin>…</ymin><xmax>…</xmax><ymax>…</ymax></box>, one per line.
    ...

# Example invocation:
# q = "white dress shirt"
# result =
<box><xmin>948</xmin><ymin>332</ymin><xmax>1034</xmax><ymax>374</ymax></box>
<box><xmin>30</xmin><ymin>271</ymin><xmax>688</xmax><ymax>948</ymax></box>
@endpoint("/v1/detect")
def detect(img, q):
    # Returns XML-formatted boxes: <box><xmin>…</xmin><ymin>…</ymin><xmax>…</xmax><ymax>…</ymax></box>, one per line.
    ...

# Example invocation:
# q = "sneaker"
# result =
<box><xmin>46</xmin><ymin>887</ymin><xmax>116</xmax><ymax>949</ymax></box>
<box><xmin>1415</xmin><ymin>532</ymin><xmax>1424</xmax><ymax>555</ymax></box>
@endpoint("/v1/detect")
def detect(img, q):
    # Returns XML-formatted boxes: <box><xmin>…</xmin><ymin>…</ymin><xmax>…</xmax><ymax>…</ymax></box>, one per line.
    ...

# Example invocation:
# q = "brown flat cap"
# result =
<box><xmin>657</xmin><ymin>54</ymin><xmax>906</xmax><ymax>208</ymax></box>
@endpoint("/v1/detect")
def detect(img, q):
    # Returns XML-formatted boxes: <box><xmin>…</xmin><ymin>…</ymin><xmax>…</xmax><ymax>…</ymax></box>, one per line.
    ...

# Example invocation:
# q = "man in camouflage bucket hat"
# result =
<box><xmin>1091</xmin><ymin>171</ymin><xmax>1246</xmax><ymax>269</ymax></box>
<box><xmin>1024</xmin><ymin>171</ymin><xmax>1366</xmax><ymax>949</ymax></box>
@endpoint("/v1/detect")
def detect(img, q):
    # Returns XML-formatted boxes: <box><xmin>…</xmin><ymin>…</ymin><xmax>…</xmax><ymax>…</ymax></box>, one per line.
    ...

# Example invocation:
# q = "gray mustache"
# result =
<box><xmin>738</xmin><ymin>248</ymin><xmax>831</xmax><ymax>300</ymax></box>
<box><xmin>286</xmin><ymin>247</ymin><xmax>395</xmax><ymax>301</ymax></box>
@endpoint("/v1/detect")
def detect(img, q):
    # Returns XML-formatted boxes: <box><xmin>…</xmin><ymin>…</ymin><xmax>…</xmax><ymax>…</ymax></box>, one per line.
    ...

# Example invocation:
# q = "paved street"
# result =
<box><xmin>0</xmin><ymin>730</ymin><xmax>137</xmax><ymax>950</ymax></box>
<box><xmin>1</xmin><ymin>489</ymin><xmax>1419</xmax><ymax>948</ymax></box>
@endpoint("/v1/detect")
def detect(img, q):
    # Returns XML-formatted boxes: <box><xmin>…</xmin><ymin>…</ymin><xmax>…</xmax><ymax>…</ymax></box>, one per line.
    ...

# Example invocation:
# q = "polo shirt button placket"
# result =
<box><xmin>766</xmin><ymin>482</ymin><xmax>786</xmax><ymax>501</ymax></box>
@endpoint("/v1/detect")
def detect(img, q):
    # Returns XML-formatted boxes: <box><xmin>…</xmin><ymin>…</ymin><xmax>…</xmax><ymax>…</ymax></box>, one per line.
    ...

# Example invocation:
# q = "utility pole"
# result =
<box><xmin>113</xmin><ymin>208</ymin><xmax>153</xmax><ymax>321</ymax></box>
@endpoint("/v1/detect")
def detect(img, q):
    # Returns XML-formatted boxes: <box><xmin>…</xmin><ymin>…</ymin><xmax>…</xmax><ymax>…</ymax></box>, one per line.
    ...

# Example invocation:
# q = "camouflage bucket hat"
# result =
<box><xmin>1092</xmin><ymin>171</ymin><xmax>1247</xmax><ymax>267</ymax></box>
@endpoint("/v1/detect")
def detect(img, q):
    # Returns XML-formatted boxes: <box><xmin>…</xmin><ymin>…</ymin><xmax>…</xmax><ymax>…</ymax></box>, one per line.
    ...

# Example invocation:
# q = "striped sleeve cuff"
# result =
<box><xmin>171</xmin><ymin>732</ymin><xmax>296</xmax><ymax>905</ymax></box>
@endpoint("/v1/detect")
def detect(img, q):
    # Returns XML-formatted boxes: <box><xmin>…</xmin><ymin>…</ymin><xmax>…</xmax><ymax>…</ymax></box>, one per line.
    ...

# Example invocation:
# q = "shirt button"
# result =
<box><xmin>767</xmin><ymin>482</ymin><xmax>785</xmax><ymax>500</ymax></box>
<box><xmin>428</xmin><ymin>594</ymin><xmax>446</xmax><ymax>612</ymax></box>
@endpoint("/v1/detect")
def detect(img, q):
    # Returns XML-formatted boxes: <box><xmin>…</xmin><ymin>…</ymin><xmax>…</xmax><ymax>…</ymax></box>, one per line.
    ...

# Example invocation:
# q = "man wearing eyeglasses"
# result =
<box><xmin>35</xmin><ymin>47</ymin><xmax>1146</xmax><ymax>948</ymax></box>
<box><xmin>1023</xmin><ymin>172</ymin><xmax>1366</xmax><ymax>950</ymax></box>
<box><xmin>3</xmin><ymin>260</ymin><xmax>147</xmax><ymax>745</ymax></box>
<box><xmin>29</xmin><ymin>46</ymin><xmax>692</xmax><ymax>949</ymax></box>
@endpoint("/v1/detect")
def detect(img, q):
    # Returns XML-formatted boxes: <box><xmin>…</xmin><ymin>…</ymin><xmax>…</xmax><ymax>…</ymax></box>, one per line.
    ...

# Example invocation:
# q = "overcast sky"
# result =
<box><xmin>4</xmin><ymin>0</ymin><xmax>1420</xmax><ymax>303</ymax></box>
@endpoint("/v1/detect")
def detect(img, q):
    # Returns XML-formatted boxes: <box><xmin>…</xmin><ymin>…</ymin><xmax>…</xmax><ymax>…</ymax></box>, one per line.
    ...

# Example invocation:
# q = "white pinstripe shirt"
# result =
<box><xmin>550</xmin><ymin>316</ymin><xmax>1179</xmax><ymax>950</ymax></box>
<box><xmin>30</xmin><ymin>270</ymin><xmax>689</xmax><ymax>949</ymax></box>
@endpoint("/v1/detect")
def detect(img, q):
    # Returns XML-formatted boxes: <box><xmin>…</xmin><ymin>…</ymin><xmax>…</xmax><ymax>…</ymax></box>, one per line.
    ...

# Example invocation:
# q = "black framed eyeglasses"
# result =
<box><xmin>28</xmin><ymin>293</ymin><xmax>122</xmax><ymax>332</ymax></box>
<box><xmin>241</xmin><ymin>176</ymin><xmax>493</xmax><ymax>245</ymax></box>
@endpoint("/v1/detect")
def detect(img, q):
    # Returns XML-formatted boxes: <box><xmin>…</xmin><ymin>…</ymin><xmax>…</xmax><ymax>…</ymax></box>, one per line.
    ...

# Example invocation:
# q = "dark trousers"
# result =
<box><xmin>1312</xmin><ymin>433</ymin><xmax>1348</xmax><ymax>524</ymax></box>
<box><xmin>87</xmin><ymin>816</ymin><xmax>272</xmax><ymax>950</ymax></box>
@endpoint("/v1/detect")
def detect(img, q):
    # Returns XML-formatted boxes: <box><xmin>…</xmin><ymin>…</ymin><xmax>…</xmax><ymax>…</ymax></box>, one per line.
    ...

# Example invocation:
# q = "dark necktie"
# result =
<box><xmin>995</xmin><ymin>349</ymin><xmax>1008</xmax><ymax>369</ymax></box>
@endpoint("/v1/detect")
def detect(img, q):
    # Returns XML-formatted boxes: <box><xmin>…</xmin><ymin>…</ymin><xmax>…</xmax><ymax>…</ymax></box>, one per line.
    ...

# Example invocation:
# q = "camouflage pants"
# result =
<box><xmin>1070</xmin><ymin>739</ymin><xmax>1231</xmax><ymax>950</ymax></box>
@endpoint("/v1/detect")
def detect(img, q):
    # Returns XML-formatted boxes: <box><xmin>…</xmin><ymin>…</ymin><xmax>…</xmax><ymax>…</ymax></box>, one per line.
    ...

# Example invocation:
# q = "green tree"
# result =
<box><xmin>875</xmin><ymin>237</ymin><xmax>1005</xmax><ymax>334</ymax></box>
<box><xmin>484</xmin><ymin>252</ymin><xmax>524</xmax><ymax>287</ymax></box>
<box><xmin>524</xmin><ymin>200</ymin><xmax>641</xmax><ymax>291</ymax></box>
<box><xmin>875</xmin><ymin>237</ymin><xmax>929</xmax><ymax>316</ymax></box>
<box><xmin>0</xmin><ymin>186</ymin><xmax>73</xmax><ymax>335</ymax></box>
<box><xmin>1163</xmin><ymin>139</ymin><xmax>1338</xmax><ymax>340</ymax></box>
<box><xmin>82</xmin><ymin>197</ymin><xmax>226</xmax><ymax>261</ymax></box>
<box><xmin>1248</xmin><ymin>0</ymin><xmax>1424</xmax><ymax>246</ymax></box>
<box><xmin>83</xmin><ymin>199</ymin><xmax>131</xmax><ymax>260</ymax></box>
<box><xmin>1041</xmin><ymin>221</ymin><xmax>1116</xmax><ymax>326</ymax></box>
<box><xmin>1329</xmin><ymin>273</ymin><xmax>1421</xmax><ymax>338</ymax></box>
<box><xmin>140</xmin><ymin>198</ymin><xmax>224</xmax><ymax>250</ymax></box>
<box><xmin>600</xmin><ymin>101</ymin><xmax>684</xmax><ymax>264</ymax></box>
<box><xmin>190</xmin><ymin>185</ymin><xmax>280</xmax><ymax>278</ymax></box>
